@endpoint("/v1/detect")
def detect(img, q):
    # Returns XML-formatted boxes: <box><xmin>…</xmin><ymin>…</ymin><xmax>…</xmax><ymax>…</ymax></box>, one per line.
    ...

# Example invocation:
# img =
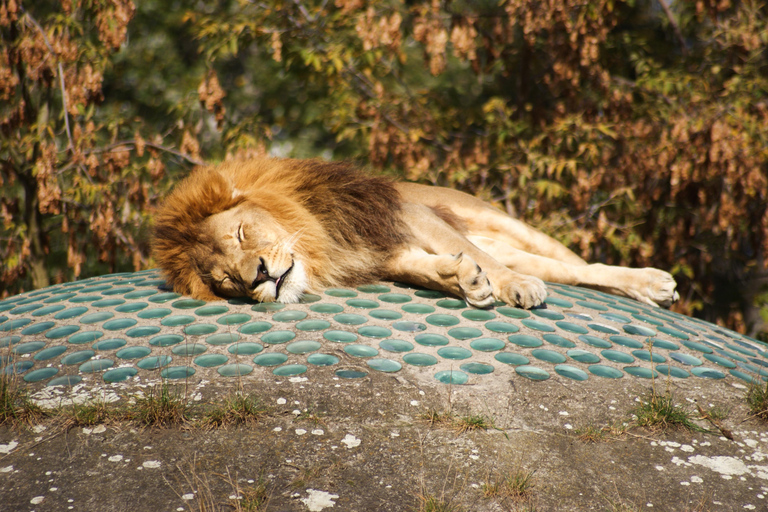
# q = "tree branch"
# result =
<box><xmin>657</xmin><ymin>0</ymin><xmax>688</xmax><ymax>56</ymax></box>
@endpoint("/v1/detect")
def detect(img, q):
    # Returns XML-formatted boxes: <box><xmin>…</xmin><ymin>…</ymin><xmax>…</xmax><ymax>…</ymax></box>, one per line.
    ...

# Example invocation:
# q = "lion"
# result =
<box><xmin>152</xmin><ymin>157</ymin><xmax>679</xmax><ymax>309</ymax></box>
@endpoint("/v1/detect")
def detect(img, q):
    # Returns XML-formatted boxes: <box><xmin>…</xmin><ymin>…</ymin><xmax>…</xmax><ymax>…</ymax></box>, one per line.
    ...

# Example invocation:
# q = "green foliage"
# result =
<box><xmin>633</xmin><ymin>392</ymin><xmax>705</xmax><ymax>433</ymax></box>
<box><xmin>3</xmin><ymin>0</ymin><xmax>768</xmax><ymax>336</ymax></box>
<box><xmin>746</xmin><ymin>380</ymin><xmax>768</xmax><ymax>421</ymax></box>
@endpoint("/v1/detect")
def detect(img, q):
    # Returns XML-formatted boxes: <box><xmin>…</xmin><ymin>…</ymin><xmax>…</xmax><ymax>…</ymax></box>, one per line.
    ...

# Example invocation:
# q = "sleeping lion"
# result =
<box><xmin>152</xmin><ymin>158</ymin><xmax>679</xmax><ymax>309</ymax></box>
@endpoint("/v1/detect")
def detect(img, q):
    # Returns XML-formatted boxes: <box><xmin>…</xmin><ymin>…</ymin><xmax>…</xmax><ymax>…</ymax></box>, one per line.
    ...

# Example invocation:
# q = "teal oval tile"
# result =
<box><xmin>172</xmin><ymin>343</ymin><xmax>207</xmax><ymax>356</ymax></box>
<box><xmin>124</xmin><ymin>290</ymin><xmax>158</xmax><ymax>299</ymax></box>
<box><xmin>238</xmin><ymin>321</ymin><xmax>273</xmax><ymax>335</ymax></box>
<box><xmin>496</xmin><ymin>307</ymin><xmax>530</xmax><ymax>319</ymax></box>
<box><xmin>507</xmin><ymin>334</ymin><xmax>543</xmax><ymax>348</ymax></box>
<box><xmin>358</xmin><ymin>326</ymin><xmax>392</xmax><ymax>338</ymax></box>
<box><xmin>149</xmin><ymin>334</ymin><xmax>184</xmax><ymax>347</ymax></box>
<box><xmin>115</xmin><ymin>302</ymin><xmax>148</xmax><ymax>314</ymax></box>
<box><xmin>310</xmin><ymin>304</ymin><xmax>344</xmax><ymax>314</ymax></box>
<box><xmin>273</xmin><ymin>364</ymin><xmax>307</xmax><ymax>376</ymax></box>
<box><xmin>609</xmin><ymin>336</ymin><xmax>644</xmax><ymax>349</ymax></box>
<box><xmin>531</xmin><ymin>349</ymin><xmax>567</xmax><ymax>364</ymax></box>
<box><xmin>436</xmin><ymin>299</ymin><xmax>467</xmax><ymax>310</ymax></box>
<box><xmin>470</xmin><ymin>338</ymin><xmax>506</xmax><ymax>352</ymax></box>
<box><xmin>402</xmin><ymin>304</ymin><xmax>435</xmax><ymax>314</ymax></box>
<box><xmin>601</xmin><ymin>350</ymin><xmax>635</xmax><ymax>364</ymax></box>
<box><xmin>681</xmin><ymin>340</ymin><xmax>714</xmax><ymax>354</ymax></box>
<box><xmin>346</xmin><ymin>299</ymin><xmax>379</xmax><ymax>309</ymax></box>
<box><xmin>126</xmin><ymin>326</ymin><xmax>161</xmax><ymax>338</ymax></box>
<box><xmin>379</xmin><ymin>339</ymin><xmax>414</xmax><ymax>353</ymax></box>
<box><xmin>253</xmin><ymin>353</ymin><xmax>288</xmax><ymax>366</ymax></box>
<box><xmin>460</xmin><ymin>362</ymin><xmax>494</xmax><ymax>375</ymax></box>
<box><xmin>31</xmin><ymin>305</ymin><xmax>67</xmax><ymax>317</ymax></box>
<box><xmin>426</xmin><ymin>314</ymin><xmax>460</xmax><ymax>327</ymax></box>
<box><xmin>101</xmin><ymin>286</ymin><xmax>134</xmax><ymax>296</ymax></box>
<box><xmin>43</xmin><ymin>293</ymin><xmax>77</xmax><ymax>303</ymax></box>
<box><xmin>657</xmin><ymin>326</ymin><xmax>690</xmax><ymax>340</ymax></box>
<box><xmin>357</xmin><ymin>284</ymin><xmax>390</xmax><ymax>293</ymax></box>
<box><xmin>588</xmin><ymin>365</ymin><xmax>623</xmax><ymax>379</ymax></box>
<box><xmin>434</xmin><ymin>370</ymin><xmax>468</xmax><ymax>384</ymax></box>
<box><xmin>485</xmin><ymin>321</ymin><xmax>520</xmax><ymax>334</ymax></box>
<box><xmin>437</xmin><ymin>347</ymin><xmax>472</xmax><ymax>360</ymax></box>
<box><xmin>68</xmin><ymin>295</ymin><xmax>101</xmax><ymax>304</ymax></box>
<box><xmin>544</xmin><ymin>297</ymin><xmax>573</xmax><ymax>308</ymax></box>
<box><xmin>68</xmin><ymin>331</ymin><xmax>103</xmax><ymax>344</ymax></box>
<box><xmin>566</xmin><ymin>349</ymin><xmax>601</xmax><ymax>364</ymax></box>
<box><xmin>287</xmin><ymin>340</ymin><xmax>322</xmax><ymax>354</ymax></box>
<box><xmin>47</xmin><ymin>375</ymin><xmax>82</xmax><ymax>387</ymax></box>
<box><xmin>494</xmin><ymin>352</ymin><xmax>530</xmax><ymax>366</ymax></box>
<box><xmin>669</xmin><ymin>352</ymin><xmax>703</xmax><ymax>366</ymax></box>
<box><xmin>23</xmin><ymin>367</ymin><xmax>59</xmax><ymax>383</ymax></box>
<box><xmin>300</xmin><ymin>294</ymin><xmax>321</xmax><ymax>303</ymax></box>
<box><xmin>115</xmin><ymin>346</ymin><xmax>152</xmax><ymax>359</ymax></box>
<box><xmin>414</xmin><ymin>290</ymin><xmax>445</xmax><ymax>299</ymax></box>
<box><xmin>103</xmin><ymin>367</ymin><xmax>138</xmax><ymax>383</ymax></box>
<box><xmin>61</xmin><ymin>350</ymin><xmax>95</xmax><ymax>365</ymax></box>
<box><xmin>92</xmin><ymin>299</ymin><xmax>125</xmax><ymax>308</ymax></box>
<box><xmin>334</xmin><ymin>314</ymin><xmax>368</xmax><ymax>326</ymax></box>
<box><xmin>554</xmin><ymin>364</ymin><xmax>589</xmax><ymax>381</ymax></box>
<box><xmin>12</xmin><ymin>341</ymin><xmax>46</xmax><ymax>354</ymax></box>
<box><xmin>368</xmin><ymin>358</ymin><xmax>402</xmax><ymax>373</ymax></box>
<box><xmin>195</xmin><ymin>305</ymin><xmax>230</xmax><ymax>316</ymax></box>
<box><xmin>137</xmin><ymin>355</ymin><xmax>172</xmax><ymax>369</ymax></box>
<box><xmin>3</xmin><ymin>361</ymin><xmax>34</xmax><ymax>374</ymax></box>
<box><xmin>448</xmin><ymin>327</ymin><xmax>482</xmax><ymax>340</ymax></box>
<box><xmin>260</xmin><ymin>331</ymin><xmax>295</xmax><ymax>344</ymax></box>
<box><xmin>647</xmin><ymin>338</ymin><xmax>679</xmax><ymax>351</ymax></box>
<box><xmin>392</xmin><ymin>321</ymin><xmax>426</xmax><ymax>332</ymax></box>
<box><xmin>148</xmin><ymin>292</ymin><xmax>181</xmax><ymax>303</ymax></box>
<box><xmin>207</xmin><ymin>333</ymin><xmax>241</xmax><ymax>345</ymax></box>
<box><xmin>568</xmin><ymin>313</ymin><xmax>593</xmax><ymax>321</ymax></box>
<box><xmin>623</xmin><ymin>366</ymin><xmax>658</xmax><ymax>379</ymax></box>
<box><xmin>194</xmin><ymin>354</ymin><xmax>228</xmax><ymax>367</ymax></box>
<box><xmin>325</xmin><ymin>288</ymin><xmax>357</xmax><ymax>298</ymax></box>
<box><xmin>103</xmin><ymin>318</ymin><xmax>138</xmax><ymax>331</ymax></box>
<box><xmin>369</xmin><ymin>310</ymin><xmax>402</xmax><ymax>320</ymax></box>
<box><xmin>45</xmin><ymin>325</ymin><xmax>80</xmax><ymax>339</ymax></box>
<box><xmin>138</xmin><ymin>308</ymin><xmax>171</xmax><ymax>319</ymax></box>
<box><xmin>252</xmin><ymin>302</ymin><xmax>285</xmax><ymax>312</ymax></box>
<box><xmin>515</xmin><ymin>365</ymin><xmax>550</xmax><ymax>381</ymax></box>
<box><xmin>542</xmin><ymin>334</ymin><xmax>576</xmax><ymax>348</ymax></box>
<box><xmin>414</xmin><ymin>333</ymin><xmax>448</xmax><ymax>347</ymax></box>
<box><xmin>702</xmin><ymin>354</ymin><xmax>736</xmax><ymax>368</ymax></box>
<box><xmin>218</xmin><ymin>363</ymin><xmax>253</xmax><ymax>376</ymax></box>
<box><xmin>691</xmin><ymin>367</ymin><xmax>726</xmax><ymax>379</ymax></box>
<box><xmin>296</xmin><ymin>320</ymin><xmax>331</xmax><ymax>332</ymax></box>
<box><xmin>324</xmin><ymin>330</ymin><xmax>357</xmax><ymax>343</ymax></box>
<box><xmin>185</xmin><ymin>324</ymin><xmax>218</xmax><ymax>336</ymax></box>
<box><xmin>588</xmin><ymin>323</ymin><xmax>620</xmax><ymax>334</ymax></box>
<box><xmin>344</xmin><ymin>344</ymin><xmax>379</xmax><ymax>358</ymax></box>
<box><xmin>79</xmin><ymin>359</ymin><xmax>114</xmax><ymax>373</ymax></box>
<box><xmin>0</xmin><ymin>318</ymin><xmax>31</xmax><ymax>331</ymax></box>
<box><xmin>554</xmin><ymin>321</ymin><xmax>587</xmax><ymax>334</ymax></box>
<box><xmin>632</xmin><ymin>350</ymin><xmax>666</xmax><ymax>363</ymax></box>
<box><xmin>307</xmin><ymin>353</ymin><xmax>340</xmax><ymax>366</ymax></box>
<box><xmin>403</xmin><ymin>353</ymin><xmax>438</xmax><ymax>366</ymax></box>
<box><xmin>34</xmin><ymin>346</ymin><xmax>68</xmax><ymax>361</ymax></box>
<box><xmin>336</xmin><ymin>369</ymin><xmax>368</xmax><ymax>379</ymax></box>
<box><xmin>729</xmin><ymin>369</ymin><xmax>761</xmax><ymax>384</ymax></box>
<box><xmin>576</xmin><ymin>301</ymin><xmax>609</xmax><ymax>311</ymax></box>
<box><xmin>217</xmin><ymin>313</ymin><xmax>251</xmax><ymax>325</ymax></box>
<box><xmin>623</xmin><ymin>324</ymin><xmax>656</xmax><ymax>337</ymax></box>
<box><xmin>531</xmin><ymin>309</ymin><xmax>565</xmax><ymax>321</ymax></box>
<box><xmin>228</xmin><ymin>342</ymin><xmax>264</xmax><ymax>355</ymax></box>
<box><xmin>160</xmin><ymin>366</ymin><xmax>196</xmax><ymax>379</ymax></box>
<box><xmin>632</xmin><ymin>313</ymin><xmax>664</xmax><ymax>326</ymax></box>
<box><xmin>55</xmin><ymin>307</ymin><xmax>89</xmax><ymax>320</ymax></box>
<box><xmin>601</xmin><ymin>312</ymin><xmax>632</xmax><ymax>323</ymax></box>
<box><xmin>522</xmin><ymin>319</ymin><xmax>556</xmax><ymax>332</ymax></box>
<box><xmin>173</xmin><ymin>299</ymin><xmax>207</xmax><ymax>309</ymax></box>
<box><xmin>462</xmin><ymin>309</ymin><xmax>496</xmax><ymax>321</ymax></box>
<box><xmin>272</xmin><ymin>310</ymin><xmax>308</xmax><ymax>322</ymax></box>
<box><xmin>21</xmin><ymin>321</ymin><xmax>55</xmax><ymax>335</ymax></box>
<box><xmin>10</xmin><ymin>303</ymin><xmax>43</xmax><ymax>315</ymax></box>
<box><xmin>379</xmin><ymin>293</ymin><xmax>412</xmax><ymax>304</ymax></box>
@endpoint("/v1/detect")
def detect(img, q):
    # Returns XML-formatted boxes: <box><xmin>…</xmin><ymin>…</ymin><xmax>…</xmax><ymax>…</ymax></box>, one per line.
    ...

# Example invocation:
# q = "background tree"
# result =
<box><xmin>2</xmin><ymin>0</ymin><xmax>767</xmax><ymax>339</ymax></box>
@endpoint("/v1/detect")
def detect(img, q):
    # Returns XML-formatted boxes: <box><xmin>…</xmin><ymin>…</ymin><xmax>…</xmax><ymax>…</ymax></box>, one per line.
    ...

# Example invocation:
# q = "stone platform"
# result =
<box><xmin>1</xmin><ymin>270</ymin><xmax>767</xmax><ymax>511</ymax></box>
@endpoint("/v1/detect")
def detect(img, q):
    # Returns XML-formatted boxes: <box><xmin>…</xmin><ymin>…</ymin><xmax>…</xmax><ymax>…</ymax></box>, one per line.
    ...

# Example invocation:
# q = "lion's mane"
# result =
<box><xmin>152</xmin><ymin>158</ymin><xmax>409</xmax><ymax>299</ymax></box>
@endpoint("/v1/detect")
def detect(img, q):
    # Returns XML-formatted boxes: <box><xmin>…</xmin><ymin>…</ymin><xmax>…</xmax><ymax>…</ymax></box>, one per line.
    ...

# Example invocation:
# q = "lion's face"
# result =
<box><xmin>200</xmin><ymin>202</ymin><xmax>308</xmax><ymax>303</ymax></box>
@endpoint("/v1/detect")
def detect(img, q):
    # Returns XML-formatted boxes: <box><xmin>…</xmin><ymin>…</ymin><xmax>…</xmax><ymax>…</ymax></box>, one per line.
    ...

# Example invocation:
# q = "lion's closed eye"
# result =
<box><xmin>236</xmin><ymin>223</ymin><xmax>245</xmax><ymax>243</ymax></box>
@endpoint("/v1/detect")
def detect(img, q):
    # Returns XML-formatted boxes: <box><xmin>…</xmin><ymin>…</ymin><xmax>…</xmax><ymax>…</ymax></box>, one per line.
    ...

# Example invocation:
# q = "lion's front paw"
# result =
<box><xmin>629</xmin><ymin>268</ymin><xmax>679</xmax><ymax>308</ymax></box>
<box><xmin>493</xmin><ymin>272</ymin><xmax>547</xmax><ymax>309</ymax></box>
<box><xmin>452</xmin><ymin>253</ymin><xmax>495</xmax><ymax>308</ymax></box>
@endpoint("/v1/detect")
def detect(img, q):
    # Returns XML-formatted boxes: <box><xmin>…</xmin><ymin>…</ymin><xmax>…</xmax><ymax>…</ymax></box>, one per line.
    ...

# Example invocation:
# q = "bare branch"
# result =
<box><xmin>83</xmin><ymin>140</ymin><xmax>206</xmax><ymax>167</ymax></box>
<box><xmin>657</xmin><ymin>0</ymin><xmax>688</xmax><ymax>55</ymax></box>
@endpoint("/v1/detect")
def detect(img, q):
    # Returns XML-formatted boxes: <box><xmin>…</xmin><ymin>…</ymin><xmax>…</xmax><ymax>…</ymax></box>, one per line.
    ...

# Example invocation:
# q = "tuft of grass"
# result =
<box><xmin>574</xmin><ymin>422</ymin><xmax>628</xmax><ymax>443</ymax></box>
<box><xmin>201</xmin><ymin>392</ymin><xmax>267</xmax><ymax>428</ymax></box>
<box><xmin>746</xmin><ymin>381</ymin><xmax>768</xmax><ymax>421</ymax></box>
<box><xmin>482</xmin><ymin>469</ymin><xmax>536</xmax><ymax>502</ymax></box>
<box><xmin>415</xmin><ymin>494</ymin><xmax>464</xmax><ymax>512</ymax></box>
<box><xmin>129</xmin><ymin>383</ymin><xmax>189</xmax><ymax>427</ymax></box>
<box><xmin>454</xmin><ymin>414</ymin><xmax>493</xmax><ymax>434</ymax></box>
<box><xmin>0</xmin><ymin>372</ymin><xmax>46</xmax><ymax>427</ymax></box>
<box><xmin>633</xmin><ymin>392</ymin><xmax>704</xmax><ymax>433</ymax></box>
<box><xmin>61</xmin><ymin>399</ymin><xmax>117</xmax><ymax>428</ymax></box>
<box><xmin>228</xmin><ymin>477</ymin><xmax>271</xmax><ymax>512</ymax></box>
